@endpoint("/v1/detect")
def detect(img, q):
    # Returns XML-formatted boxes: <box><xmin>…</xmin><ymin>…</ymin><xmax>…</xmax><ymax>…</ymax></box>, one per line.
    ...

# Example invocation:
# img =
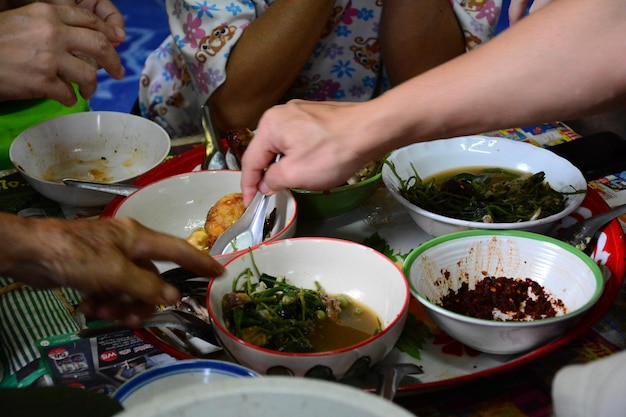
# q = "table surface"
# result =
<box><xmin>2</xmin><ymin>123</ymin><xmax>626</xmax><ymax>417</ymax></box>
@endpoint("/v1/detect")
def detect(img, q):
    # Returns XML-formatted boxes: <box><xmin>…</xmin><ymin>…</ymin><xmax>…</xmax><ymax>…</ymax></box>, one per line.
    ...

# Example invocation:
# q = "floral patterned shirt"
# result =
<box><xmin>139</xmin><ymin>0</ymin><xmax>387</xmax><ymax>138</ymax></box>
<box><xmin>139</xmin><ymin>0</ymin><xmax>502</xmax><ymax>138</ymax></box>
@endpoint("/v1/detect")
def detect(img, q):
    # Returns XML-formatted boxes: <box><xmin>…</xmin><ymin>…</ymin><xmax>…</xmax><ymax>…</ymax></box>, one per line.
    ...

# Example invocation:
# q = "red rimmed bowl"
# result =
<box><xmin>107</xmin><ymin>170</ymin><xmax>297</xmax><ymax>265</ymax></box>
<box><xmin>206</xmin><ymin>237</ymin><xmax>410</xmax><ymax>380</ymax></box>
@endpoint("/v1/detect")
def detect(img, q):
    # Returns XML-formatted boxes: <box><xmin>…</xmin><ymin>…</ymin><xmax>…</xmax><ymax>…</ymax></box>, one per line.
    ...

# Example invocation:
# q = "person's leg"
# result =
<box><xmin>380</xmin><ymin>0</ymin><xmax>465</xmax><ymax>87</ymax></box>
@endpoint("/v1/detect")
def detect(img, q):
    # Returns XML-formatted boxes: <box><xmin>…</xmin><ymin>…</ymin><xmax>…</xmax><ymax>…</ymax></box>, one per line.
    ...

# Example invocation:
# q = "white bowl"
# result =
<box><xmin>382</xmin><ymin>136</ymin><xmax>587</xmax><ymax>237</ymax></box>
<box><xmin>403</xmin><ymin>230</ymin><xmax>604</xmax><ymax>355</ymax></box>
<box><xmin>110</xmin><ymin>170</ymin><xmax>297</xmax><ymax>264</ymax></box>
<box><xmin>9</xmin><ymin>111</ymin><xmax>171</xmax><ymax>207</ymax></box>
<box><xmin>113</xmin><ymin>360</ymin><xmax>258</xmax><ymax>409</ymax></box>
<box><xmin>114</xmin><ymin>376</ymin><xmax>414</xmax><ymax>417</ymax></box>
<box><xmin>207</xmin><ymin>238</ymin><xmax>410</xmax><ymax>379</ymax></box>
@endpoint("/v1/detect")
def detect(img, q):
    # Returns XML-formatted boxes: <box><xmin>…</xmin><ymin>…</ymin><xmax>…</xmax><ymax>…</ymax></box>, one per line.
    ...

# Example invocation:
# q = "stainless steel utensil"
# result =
<box><xmin>209</xmin><ymin>190</ymin><xmax>272</xmax><ymax>256</ymax></box>
<box><xmin>375</xmin><ymin>363</ymin><xmax>423</xmax><ymax>400</ymax></box>
<box><xmin>77</xmin><ymin>310</ymin><xmax>219</xmax><ymax>346</ymax></box>
<box><xmin>209</xmin><ymin>154</ymin><xmax>282</xmax><ymax>256</ymax></box>
<box><xmin>200</xmin><ymin>104</ymin><xmax>226</xmax><ymax>170</ymax></box>
<box><xmin>555</xmin><ymin>202</ymin><xmax>626</xmax><ymax>253</ymax></box>
<box><xmin>63</xmin><ymin>179</ymin><xmax>140</xmax><ymax>196</ymax></box>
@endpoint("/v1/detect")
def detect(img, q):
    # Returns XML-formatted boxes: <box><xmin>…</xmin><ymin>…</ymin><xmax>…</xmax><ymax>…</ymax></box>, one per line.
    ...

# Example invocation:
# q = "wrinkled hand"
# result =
<box><xmin>2</xmin><ymin>215</ymin><xmax>224</xmax><ymax>327</ymax></box>
<box><xmin>0</xmin><ymin>2</ymin><xmax>125</xmax><ymax>105</ymax></box>
<box><xmin>240</xmin><ymin>99</ymin><xmax>376</xmax><ymax>206</ymax></box>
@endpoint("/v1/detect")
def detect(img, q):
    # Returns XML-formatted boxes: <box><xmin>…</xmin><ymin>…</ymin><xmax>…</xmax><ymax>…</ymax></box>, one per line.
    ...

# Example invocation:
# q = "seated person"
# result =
<box><xmin>138</xmin><ymin>0</ymin><xmax>504</xmax><ymax>138</ymax></box>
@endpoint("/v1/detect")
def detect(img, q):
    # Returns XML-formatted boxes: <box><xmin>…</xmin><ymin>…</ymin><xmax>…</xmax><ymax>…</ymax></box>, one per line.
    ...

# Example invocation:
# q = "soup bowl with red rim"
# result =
<box><xmin>206</xmin><ymin>237</ymin><xmax>410</xmax><ymax>380</ymax></box>
<box><xmin>403</xmin><ymin>230</ymin><xmax>605</xmax><ymax>355</ymax></box>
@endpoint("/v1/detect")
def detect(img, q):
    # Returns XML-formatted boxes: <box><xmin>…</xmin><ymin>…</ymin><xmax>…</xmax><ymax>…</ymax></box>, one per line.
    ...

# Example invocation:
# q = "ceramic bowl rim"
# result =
<box><xmin>207</xmin><ymin>237</ymin><xmax>410</xmax><ymax>357</ymax></box>
<box><xmin>112</xmin><ymin>359</ymin><xmax>259</xmax><ymax>403</ymax></box>
<box><xmin>291</xmin><ymin>171</ymin><xmax>382</xmax><ymax>195</ymax></box>
<box><xmin>382</xmin><ymin>136</ymin><xmax>587</xmax><ymax>229</ymax></box>
<box><xmin>403</xmin><ymin>229</ymin><xmax>605</xmax><ymax>327</ymax></box>
<box><xmin>9</xmin><ymin>111</ymin><xmax>171</xmax><ymax>185</ymax></box>
<box><xmin>111</xmin><ymin>170</ymin><xmax>298</xmax><ymax>260</ymax></box>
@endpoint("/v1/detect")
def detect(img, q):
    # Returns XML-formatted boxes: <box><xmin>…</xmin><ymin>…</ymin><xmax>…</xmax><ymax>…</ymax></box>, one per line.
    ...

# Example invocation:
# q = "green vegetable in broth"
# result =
<box><xmin>386</xmin><ymin>161</ymin><xmax>577</xmax><ymax>223</ymax></box>
<box><xmin>222</xmin><ymin>256</ymin><xmax>382</xmax><ymax>353</ymax></box>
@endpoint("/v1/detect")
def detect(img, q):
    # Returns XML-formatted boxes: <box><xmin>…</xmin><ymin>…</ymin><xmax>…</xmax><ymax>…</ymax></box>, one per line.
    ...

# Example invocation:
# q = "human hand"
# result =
<box><xmin>2</xmin><ymin>215</ymin><xmax>224</xmax><ymax>327</ymax></box>
<box><xmin>0</xmin><ymin>2</ymin><xmax>124</xmax><ymax>105</ymax></box>
<box><xmin>2</xmin><ymin>0</ymin><xmax>124</xmax><ymax>41</ymax></box>
<box><xmin>48</xmin><ymin>0</ymin><xmax>125</xmax><ymax>45</ymax></box>
<box><xmin>240</xmin><ymin>100</ymin><xmax>376</xmax><ymax>206</ymax></box>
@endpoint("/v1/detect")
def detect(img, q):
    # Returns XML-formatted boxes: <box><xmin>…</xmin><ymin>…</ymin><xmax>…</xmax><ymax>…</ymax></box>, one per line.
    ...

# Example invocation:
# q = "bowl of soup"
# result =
<box><xmin>381</xmin><ymin>136</ymin><xmax>587</xmax><ymax>237</ymax></box>
<box><xmin>206</xmin><ymin>237</ymin><xmax>410</xmax><ymax>380</ymax></box>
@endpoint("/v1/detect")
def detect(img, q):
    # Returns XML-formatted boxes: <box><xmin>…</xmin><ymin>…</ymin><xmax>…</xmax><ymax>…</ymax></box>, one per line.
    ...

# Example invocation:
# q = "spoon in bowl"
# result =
<box><xmin>555</xmin><ymin>202</ymin><xmax>626</xmax><ymax>254</ymax></box>
<box><xmin>63</xmin><ymin>179</ymin><xmax>140</xmax><ymax>196</ymax></box>
<box><xmin>209</xmin><ymin>154</ymin><xmax>282</xmax><ymax>256</ymax></box>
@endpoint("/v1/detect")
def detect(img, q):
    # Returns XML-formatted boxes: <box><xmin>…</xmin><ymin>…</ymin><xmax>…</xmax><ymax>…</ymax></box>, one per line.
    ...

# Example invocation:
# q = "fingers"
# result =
<box><xmin>80</xmin><ymin>294</ymin><xmax>161</xmax><ymax>327</ymax></box>
<box><xmin>240</xmin><ymin>146</ymin><xmax>280</xmax><ymax>205</ymax></box>
<box><xmin>120</xmin><ymin>219</ymin><xmax>225</xmax><ymax>279</ymax></box>
<box><xmin>47</xmin><ymin>0</ymin><xmax>125</xmax><ymax>44</ymax></box>
<box><xmin>77</xmin><ymin>0</ymin><xmax>125</xmax><ymax>44</ymax></box>
<box><xmin>59</xmin><ymin>7</ymin><xmax>125</xmax><ymax>79</ymax></box>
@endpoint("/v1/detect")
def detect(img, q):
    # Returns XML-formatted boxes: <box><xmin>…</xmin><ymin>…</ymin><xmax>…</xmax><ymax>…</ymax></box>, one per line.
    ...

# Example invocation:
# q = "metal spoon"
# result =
<box><xmin>209</xmin><ymin>190</ymin><xmax>273</xmax><ymax>256</ymax></box>
<box><xmin>77</xmin><ymin>310</ymin><xmax>219</xmax><ymax>346</ymax></box>
<box><xmin>209</xmin><ymin>154</ymin><xmax>282</xmax><ymax>256</ymax></box>
<box><xmin>63</xmin><ymin>179</ymin><xmax>140</xmax><ymax>196</ymax></box>
<box><xmin>374</xmin><ymin>363</ymin><xmax>423</xmax><ymax>400</ymax></box>
<box><xmin>555</xmin><ymin>202</ymin><xmax>626</xmax><ymax>253</ymax></box>
<box><xmin>200</xmin><ymin>104</ymin><xmax>226</xmax><ymax>170</ymax></box>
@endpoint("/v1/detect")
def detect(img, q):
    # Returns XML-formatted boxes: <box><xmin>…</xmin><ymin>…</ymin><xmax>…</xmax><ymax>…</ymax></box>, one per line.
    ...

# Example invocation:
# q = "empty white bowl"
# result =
<box><xmin>109</xmin><ymin>170</ymin><xmax>297</xmax><ymax>264</ymax></box>
<box><xmin>207</xmin><ymin>237</ymin><xmax>410</xmax><ymax>379</ymax></box>
<box><xmin>403</xmin><ymin>230</ymin><xmax>604</xmax><ymax>355</ymax></box>
<box><xmin>382</xmin><ymin>136</ymin><xmax>587</xmax><ymax>237</ymax></box>
<box><xmin>9</xmin><ymin>111</ymin><xmax>171</xmax><ymax>207</ymax></box>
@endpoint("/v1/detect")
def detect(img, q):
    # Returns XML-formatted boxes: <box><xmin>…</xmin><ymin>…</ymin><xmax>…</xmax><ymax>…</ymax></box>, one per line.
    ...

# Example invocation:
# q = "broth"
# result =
<box><xmin>308</xmin><ymin>296</ymin><xmax>381</xmax><ymax>352</ymax></box>
<box><xmin>425</xmin><ymin>166</ymin><xmax>528</xmax><ymax>185</ymax></box>
<box><xmin>394</xmin><ymin>165</ymin><xmax>567</xmax><ymax>223</ymax></box>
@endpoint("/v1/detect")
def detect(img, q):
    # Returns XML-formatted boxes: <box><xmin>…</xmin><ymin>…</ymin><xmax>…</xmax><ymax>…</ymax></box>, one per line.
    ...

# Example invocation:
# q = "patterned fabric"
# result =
<box><xmin>140</xmin><ymin>0</ymin><xmax>502</xmax><ymax>137</ymax></box>
<box><xmin>452</xmin><ymin>0</ymin><xmax>504</xmax><ymax>50</ymax></box>
<box><xmin>139</xmin><ymin>0</ymin><xmax>392</xmax><ymax>138</ymax></box>
<box><xmin>0</xmin><ymin>277</ymin><xmax>81</xmax><ymax>387</ymax></box>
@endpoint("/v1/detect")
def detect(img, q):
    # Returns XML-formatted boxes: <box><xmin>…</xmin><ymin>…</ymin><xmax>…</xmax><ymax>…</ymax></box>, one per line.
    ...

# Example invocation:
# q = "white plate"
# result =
<box><xmin>114</xmin><ymin>376</ymin><xmax>414</xmax><ymax>417</ymax></box>
<box><xmin>113</xmin><ymin>359</ymin><xmax>258</xmax><ymax>409</ymax></box>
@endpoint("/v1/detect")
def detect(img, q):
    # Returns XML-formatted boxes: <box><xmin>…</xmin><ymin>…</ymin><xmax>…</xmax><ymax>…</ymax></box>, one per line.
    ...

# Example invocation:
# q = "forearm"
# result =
<box><xmin>0</xmin><ymin>214</ymin><xmax>39</xmax><ymax>278</ymax></box>
<box><xmin>379</xmin><ymin>0</ymin><xmax>464</xmax><ymax>86</ymax></box>
<box><xmin>367</xmin><ymin>0</ymin><xmax>626</xmax><ymax>155</ymax></box>
<box><xmin>208</xmin><ymin>0</ymin><xmax>335</xmax><ymax>131</ymax></box>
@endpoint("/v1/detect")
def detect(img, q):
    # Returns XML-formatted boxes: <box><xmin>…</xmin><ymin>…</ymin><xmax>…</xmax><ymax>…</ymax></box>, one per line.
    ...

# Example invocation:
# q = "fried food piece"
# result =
<box><xmin>186</xmin><ymin>228</ymin><xmax>210</xmax><ymax>253</ymax></box>
<box><xmin>204</xmin><ymin>192</ymin><xmax>245</xmax><ymax>250</ymax></box>
<box><xmin>226</xmin><ymin>128</ymin><xmax>254</xmax><ymax>164</ymax></box>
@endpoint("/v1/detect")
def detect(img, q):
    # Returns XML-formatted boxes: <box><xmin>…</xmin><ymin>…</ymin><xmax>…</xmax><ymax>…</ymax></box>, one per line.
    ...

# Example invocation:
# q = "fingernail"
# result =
<box><xmin>115</xmin><ymin>27</ymin><xmax>126</xmax><ymax>41</ymax></box>
<box><xmin>258</xmin><ymin>180</ymin><xmax>270</xmax><ymax>195</ymax></box>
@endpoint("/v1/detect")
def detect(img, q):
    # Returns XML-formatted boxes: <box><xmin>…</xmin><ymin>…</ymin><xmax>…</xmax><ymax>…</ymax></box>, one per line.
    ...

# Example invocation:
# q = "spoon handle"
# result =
<box><xmin>63</xmin><ymin>179</ymin><xmax>140</xmax><ymax>196</ymax></box>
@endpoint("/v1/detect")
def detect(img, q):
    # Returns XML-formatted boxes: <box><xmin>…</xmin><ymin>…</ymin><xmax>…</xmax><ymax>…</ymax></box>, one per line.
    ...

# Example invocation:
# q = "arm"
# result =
<box><xmin>0</xmin><ymin>214</ymin><xmax>224</xmax><ymax>327</ymax></box>
<box><xmin>0</xmin><ymin>2</ymin><xmax>124</xmax><ymax>105</ymax></box>
<box><xmin>379</xmin><ymin>0</ymin><xmax>465</xmax><ymax>86</ymax></box>
<box><xmin>241</xmin><ymin>0</ymin><xmax>626</xmax><ymax>203</ymax></box>
<box><xmin>207</xmin><ymin>0</ymin><xmax>335</xmax><ymax>132</ymax></box>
